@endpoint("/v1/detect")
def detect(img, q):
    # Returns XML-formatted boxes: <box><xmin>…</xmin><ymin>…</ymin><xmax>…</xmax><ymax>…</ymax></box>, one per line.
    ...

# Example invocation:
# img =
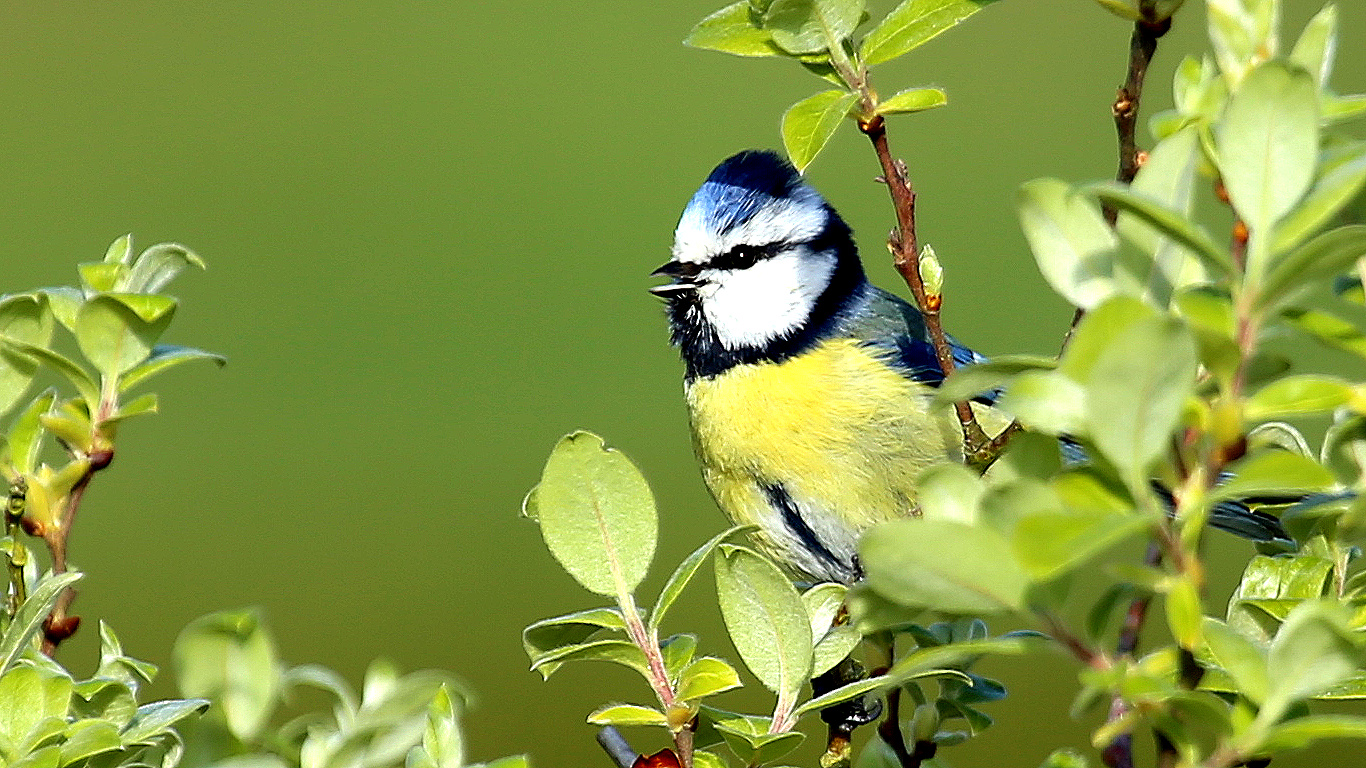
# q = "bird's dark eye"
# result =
<box><xmin>713</xmin><ymin>243</ymin><xmax>779</xmax><ymax>271</ymax></box>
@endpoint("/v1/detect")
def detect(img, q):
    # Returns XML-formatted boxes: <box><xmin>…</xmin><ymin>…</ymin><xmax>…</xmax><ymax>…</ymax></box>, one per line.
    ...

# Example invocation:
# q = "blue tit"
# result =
<box><xmin>651</xmin><ymin>150</ymin><xmax>1290</xmax><ymax>584</ymax></box>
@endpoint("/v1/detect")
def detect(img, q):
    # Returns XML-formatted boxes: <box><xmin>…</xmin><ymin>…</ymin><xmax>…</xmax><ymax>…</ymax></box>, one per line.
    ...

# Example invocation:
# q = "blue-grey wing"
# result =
<box><xmin>840</xmin><ymin>286</ymin><xmax>989</xmax><ymax>393</ymax></box>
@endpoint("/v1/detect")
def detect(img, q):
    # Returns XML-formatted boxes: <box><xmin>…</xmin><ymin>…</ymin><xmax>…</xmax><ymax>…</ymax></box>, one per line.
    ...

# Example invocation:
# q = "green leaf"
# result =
<box><xmin>523</xmin><ymin>607</ymin><xmax>625</xmax><ymax>662</ymax></box>
<box><xmin>0</xmin><ymin>571</ymin><xmax>82</xmax><ymax>674</ymax></box>
<box><xmin>997</xmin><ymin>370</ymin><xmax>1086</xmax><ymax>438</ymax></box>
<box><xmin>103</xmin><ymin>234</ymin><xmax>134</xmax><ymax>265</ymax></box>
<box><xmin>764</xmin><ymin>0</ymin><xmax>864</xmax><ymax>55</ymax></box>
<box><xmin>1018</xmin><ymin>178</ymin><xmax>1120</xmax><ymax>310</ymax></box>
<box><xmin>713</xmin><ymin>544</ymin><xmax>812</xmax><ymax>697</ymax></box>
<box><xmin>685</xmin><ymin>1</ymin><xmax>783</xmax><ymax>57</ymax></box>
<box><xmin>1246</xmin><ymin>374</ymin><xmax>1354</xmax><ymax>420</ymax></box>
<box><xmin>1262</xmin><ymin>601</ymin><xmax>1366</xmax><ymax>721</ymax></box>
<box><xmin>1201</xmin><ymin>617</ymin><xmax>1269</xmax><ymax>704</ymax></box>
<box><xmin>1289</xmin><ymin>4</ymin><xmax>1337</xmax><ymax>86</ymax></box>
<box><xmin>1282</xmin><ymin>306</ymin><xmax>1366</xmax><ymax>359</ymax></box>
<box><xmin>1092</xmin><ymin>0</ymin><xmax>1140</xmax><ymax>21</ymax></box>
<box><xmin>1058</xmin><ymin>297</ymin><xmax>1157</xmax><ymax>382</ymax></box>
<box><xmin>71</xmin><ymin>679</ymin><xmax>137</xmax><ymax>728</ymax></box>
<box><xmin>676</xmin><ymin>656</ymin><xmax>743</xmax><ymax>701</ymax></box>
<box><xmin>112</xmin><ymin>392</ymin><xmax>159</xmax><ymax>422</ymax></box>
<box><xmin>586</xmin><ymin>703</ymin><xmax>668</xmax><ymax>727</ymax></box>
<box><xmin>1165</xmin><ymin>576</ymin><xmax>1203</xmax><ymax>649</ymax></box>
<box><xmin>1087</xmin><ymin>181</ymin><xmax>1232</xmax><ymax>277</ymax></box>
<box><xmin>794</xmin><ymin>673</ymin><xmax>902</xmax><ymax>716</ymax></box>
<box><xmin>935</xmin><ymin>354</ymin><xmax>1056</xmax><ymax>405</ymax></box>
<box><xmin>1084</xmin><ymin>314</ymin><xmax>1197</xmax><ymax>490</ymax></box>
<box><xmin>1013</xmin><ymin>509</ymin><xmax>1149</xmax><ymax>581</ymax></box>
<box><xmin>6</xmin><ymin>390</ymin><xmax>55</xmax><ymax>475</ymax></box>
<box><xmin>1270</xmin><ymin>143</ymin><xmax>1366</xmax><ymax>254</ymax></box>
<box><xmin>283</xmin><ymin>663</ymin><xmax>359</xmax><ymax>715</ymax></box>
<box><xmin>650</xmin><ymin>526</ymin><xmax>746</xmax><ymax>634</ymax></box>
<box><xmin>79</xmin><ymin>262</ymin><xmax>127</xmax><ymax>294</ymax></box>
<box><xmin>414</xmin><ymin>685</ymin><xmax>464</xmax><ymax>768</ymax></box>
<box><xmin>860</xmin><ymin>519</ymin><xmax>1027</xmax><ymax>613</ymax></box>
<box><xmin>528</xmin><ymin>431</ymin><xmax>657</xmax><ymax>598</ymax></box>
<box><xmin>707</xmin><ymin>708</ymin><xmax>805</xmax><ymax>765</ymax></box>
<box><xmin>1260</xmin><ymin>225</ymin><xmax>1366</xmax><ymax>310</ymax></box>
<box><xmin>173</xmin><ymin>608</ymin><xmax>280</xmax><ymax>742</ymax></box>
<box><xmin>119</xmin><ymin>344</ymin><xmax>226</xmax><ymax>393</ymax></box>
<box><xmin>0</xmin><ymin>294</ymin><xmax>54</xmax><ymax>417</ymax></box>
<box><xmin>660</xmin><ymin>634</ymin><xmax>699</xmax><ymax>679</ymax></box>
<box><xmin>1116</xmin><ymin>125</ymin><xmax>1209</xmax><ymax>305</ymax></box>
<box><xmin>859</xmin><ymin>0</ymin><xmax>999</xmax><ymax>66</ymax></box>
<box><xmin>916</xmin><ymin>463</ymin><xmax>984</xmax><ymax>524</ymax></box>
<box><xmin>1259</xmin><ymin>714</ymin><xmax>1366</xmax><ymax>752</ymax></box>
<box><xmin>528</xmin><ymin>639</ymin><xmax>650</xmax><ymax>680</ymax></box>
<box><xmin>874</xmin><ymin>87</ymin><xmax>946</xmax><ymax>116</ymax></box>
<box><xmin>60</xmin><ymin>719</ymin><xmax>122</xmax><ymax>762</ymax></box>
<box><xmin>781</xmin><ymin>90</ymin><xmax>857</xmax><ymax>172</ymax></box>
<box><xmin>39</xmin><ymin>287</ymin><xmax>82</xmax><ymax>333</ymax></box>
<box><xmin>1217</xmin><ymin>61</ymin><xmax>1319</xmax><ymax>277</ymax></box>
<box><xmin>123</xmin><ymin>242</ymin><xmax>205</xmax><ymax>294</ymax></box>
<box><xmin>75</xmin><ymin>294</ymin><xmax>177</xmax><ymax>377</ymax></box>
<box><xmin>1210</xmin><ymin>450</ymin><xmax>1334</xmax><ymax>502</ymax></box>
<box><xmin>0</xmin><ymin>663</ymin><xmax>72</xmax><ymax>746</ymax></box>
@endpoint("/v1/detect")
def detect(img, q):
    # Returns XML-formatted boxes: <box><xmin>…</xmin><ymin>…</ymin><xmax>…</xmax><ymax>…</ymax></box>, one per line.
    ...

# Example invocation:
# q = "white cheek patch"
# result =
<box><xmin>701</xmin><ymin>250</ymin><xmax>835</xmax><ymax>349</ymax></box>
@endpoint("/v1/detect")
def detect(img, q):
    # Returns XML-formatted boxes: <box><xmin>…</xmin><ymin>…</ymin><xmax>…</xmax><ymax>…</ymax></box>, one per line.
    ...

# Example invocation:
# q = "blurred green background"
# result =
<box><xmin>1</xmin><ymin>1</ymin><xmax>1364</xmax><ymax>766</ymax></box>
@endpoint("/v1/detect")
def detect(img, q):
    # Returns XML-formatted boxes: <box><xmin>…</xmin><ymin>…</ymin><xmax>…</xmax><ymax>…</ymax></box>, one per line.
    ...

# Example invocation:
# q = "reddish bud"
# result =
<box><xmin>632</xmin><ymin>749</ymin><xmax>681</xmax><ymax>768</ymax></box>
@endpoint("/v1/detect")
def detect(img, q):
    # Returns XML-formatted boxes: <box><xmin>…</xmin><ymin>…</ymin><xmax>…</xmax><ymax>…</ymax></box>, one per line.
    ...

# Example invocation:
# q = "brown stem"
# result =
<box><xmin>1104</xmin><ymin>16</ymin><xmax>1171</xmax><ymax>224</ymax></box>
<box><xmin>1094</xmin><ymin>14</ymin><xmax>1170</xmax><ymax>768</ymax></box>
<box><xmin>40</xmin><ymin>465</ymin><xmax>98</xmax><ymax>655</ymax></box>
<box><xmin>1102</xmin><ymin>543</ymin><xmax>1162</xmax><ymax>768</ymax></box>
<box><xmin>858</xmin><ymin>114</ymin><xmax>990</xmax><ymax>455</ymax></box>
<box><xmin>1040</xmin><ymin>612</ymin><xmax>1107</xmax><ymax>669</ymax></box>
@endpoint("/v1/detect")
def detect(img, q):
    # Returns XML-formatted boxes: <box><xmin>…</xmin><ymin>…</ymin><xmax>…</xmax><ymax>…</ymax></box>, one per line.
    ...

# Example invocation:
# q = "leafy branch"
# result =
<box><xmin>0</xmin><ymin>235</ymin><xmax>225</xmax><ymax>653</ymax></box>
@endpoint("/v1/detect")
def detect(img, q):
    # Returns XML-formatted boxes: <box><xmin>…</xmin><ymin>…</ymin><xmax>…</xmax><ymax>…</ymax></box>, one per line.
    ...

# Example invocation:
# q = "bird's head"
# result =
<box><xmin>652</xmin><ymin>151</ymin><xmax>866</xmax><ymax>377</ymax></box>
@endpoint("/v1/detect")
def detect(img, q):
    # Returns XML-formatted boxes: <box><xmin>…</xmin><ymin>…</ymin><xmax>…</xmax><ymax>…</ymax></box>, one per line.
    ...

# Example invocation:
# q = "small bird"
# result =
<box><xmin>651</xmin><ymin>150</ymin><xmax>1289</xmax><ymax>584</ymax></box>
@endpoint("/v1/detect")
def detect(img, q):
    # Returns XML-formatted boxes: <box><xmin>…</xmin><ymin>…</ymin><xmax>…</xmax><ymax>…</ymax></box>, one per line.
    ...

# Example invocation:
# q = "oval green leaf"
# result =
<box><xmin>531</xmin><ymin>431</ymin><xmax>657</xmax><ymax>598</ymax></box>
<box><xmin>713</xmin><ymin>545</ymin><xmax>812</xmax><ymax>697</ymax></box>
<box><xmin>860</xmin><ymin>519</ymin><xmax>1027</xmax><ymax>614</ymax></box>
<box><xmin>859</xmin><ymin>0</ymin><xmax>999</xmax><ymax>66</ymax></box>
<box><xmin>782</xmin><ymin>90</ymin><xmax>857</xmax><ymax>172</ymax></box>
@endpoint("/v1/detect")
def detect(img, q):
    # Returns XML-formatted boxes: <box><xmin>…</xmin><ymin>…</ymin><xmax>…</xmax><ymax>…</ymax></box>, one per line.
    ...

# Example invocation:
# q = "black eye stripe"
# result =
<box><xmin>710</xmin><ymin>241</ymin><xmax>788</xmax><ymax>271</ymax></box>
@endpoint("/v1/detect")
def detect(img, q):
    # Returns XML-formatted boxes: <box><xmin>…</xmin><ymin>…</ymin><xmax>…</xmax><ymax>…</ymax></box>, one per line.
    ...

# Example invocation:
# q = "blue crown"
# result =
<box><xmin>682</xmin><ymin>150</ymin><xmax>811</xmax><ymax>235</ymax></box>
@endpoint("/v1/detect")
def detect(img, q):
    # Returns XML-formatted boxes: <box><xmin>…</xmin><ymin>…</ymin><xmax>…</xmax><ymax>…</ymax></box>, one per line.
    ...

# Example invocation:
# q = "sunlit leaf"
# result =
<box><xmin>860</xmin><ymin>519</ymin><xmax>1027</xmax><ymax>614</ymax></box>
<box><xmin>1018</xmin><ymin>178</ymin><xmax>1120</xmax><ymax>310</ymax></box>
<box><xmin>685</xmin><ymin>1</ymin><xmax>783</xmax><ymax>57</ymax></box>
<box><xmin>714</xmin><ymin>545</ymin><xmax>812</xmax><ymax>698</ymax></box>
<box><xmin>859</xmin><ymin>0</ymin><xmax>999</xmax><ymax>66</ymax></box>
<box><xmin>527</xmin><ymin>431</ymin><xmax>657</xmax><ymax>598</ymax></box>
<box><xmin>782</xmin><ymin>89</ymin><xmax>857</xmax><ymax>172</ymax></box>
<box><xmin>874</xmin><ymin>87</ymin><xmax>946</xmax><ymax>116</ymax></box>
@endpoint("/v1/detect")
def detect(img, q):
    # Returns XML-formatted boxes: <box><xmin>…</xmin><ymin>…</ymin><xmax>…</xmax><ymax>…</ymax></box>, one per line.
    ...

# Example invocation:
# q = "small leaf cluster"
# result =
<box><xmin>172</xmin><ymin>608</ymin><xmax>525</xmax><ymax>768</ymax></box>
<box><xmin>0</xmin><ymin>570</ymin><xmax>207</xmax><ymax>768</ymax></box>
<box><xmin>523</xmin><ymin>432</ymin><xmax>1016</xmax><ymax>767</ymax></box>
<box><xmin>0</xmin><ymin>236</ymin><xmax>224</xmax><ymax>620</ymax></box>
<box><xmin>684</xmin><ymin>0</ymin><xmax>998</xmax><ymax>170</ymax></box>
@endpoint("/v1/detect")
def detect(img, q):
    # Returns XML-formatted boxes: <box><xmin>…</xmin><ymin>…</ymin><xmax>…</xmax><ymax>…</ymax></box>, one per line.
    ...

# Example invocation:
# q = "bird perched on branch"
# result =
<box><xmin>650</xmin><ymin>150</ymin><xmax>1290</xmax><ymax>584</ymax></box>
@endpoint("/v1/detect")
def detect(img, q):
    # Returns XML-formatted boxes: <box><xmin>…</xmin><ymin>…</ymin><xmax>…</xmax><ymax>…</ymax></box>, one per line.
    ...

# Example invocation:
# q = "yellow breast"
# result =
<box><xmin>685</xmin><ymin>338</ymin><xmax>963</xmax><ymax>576</ymax></box>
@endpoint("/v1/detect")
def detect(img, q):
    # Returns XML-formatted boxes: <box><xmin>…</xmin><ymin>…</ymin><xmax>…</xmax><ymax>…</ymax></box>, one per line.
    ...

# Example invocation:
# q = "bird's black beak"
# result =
<box><xmin>649</xmin><ymin>260</ymin><xmax>702</xmax><ymax>297</ymax></box>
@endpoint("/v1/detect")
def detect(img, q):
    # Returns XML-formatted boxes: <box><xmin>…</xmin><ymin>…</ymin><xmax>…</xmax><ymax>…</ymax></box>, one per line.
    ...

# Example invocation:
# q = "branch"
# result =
<box><xmin>1104</xmin><ymin>15</ymin><xmax>1171</xmax><ymax>224</ymax></box>
<box><xmin>858</xmin><ymin>115</ymin><xmax>991</xmax><ymax>456</ymax></box>
<box><xmin>1094</xmin><ymin>11</ymin><xmax>1171</xmax><ymax>768</ymax></box>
